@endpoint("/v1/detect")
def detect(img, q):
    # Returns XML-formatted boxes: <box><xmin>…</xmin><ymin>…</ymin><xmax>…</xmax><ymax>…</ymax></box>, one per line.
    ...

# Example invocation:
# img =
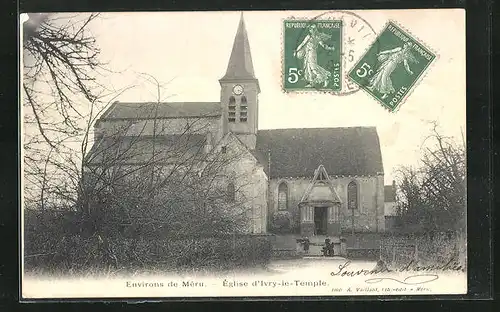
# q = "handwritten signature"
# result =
<box><xmin>331</xmin><ymin>259</ymin><xmax>463</xmax><ymax>285</ymax></box>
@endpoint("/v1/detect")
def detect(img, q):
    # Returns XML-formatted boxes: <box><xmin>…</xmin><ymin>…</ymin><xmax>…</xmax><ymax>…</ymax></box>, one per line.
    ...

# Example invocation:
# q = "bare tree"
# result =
<box><xmin>395</xmin><ymin>123</ymin><xmax>466</xmax><ymax>232</ymax></box>
<box><xmin>23</xmin><ymin>13</ymin><xmax>104</xmax><ymax>142</ymax></box>
<box><xmin>21</xmin><ymin>15</ymin><xmax>267</xmax><ymax>272</ymax></box>
<box><xmin>22</xmin><ymin>13</ymin><xmax>112</xmax><ymax>209</ymax></box>
<box><xmin>81</xmin><ymin>75</ymin><xmax>255</xmax><ymax>234</ymax></box>
<box><xmin>26</xmin><ymin>72</ymin><xmax>256</xmax><ymax>269</ymax></box>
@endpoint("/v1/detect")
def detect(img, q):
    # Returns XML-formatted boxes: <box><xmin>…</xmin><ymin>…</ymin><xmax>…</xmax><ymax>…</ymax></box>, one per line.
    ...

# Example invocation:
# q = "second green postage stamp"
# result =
<box><xmin>348</xmin><ymin>21</ymin><xmax>437</xmax><ymax>111</ymax></box>
<box><xmin>283</xmin><ymin>19</ymin><xmax>343</xmax><ymax>92</ymax></box>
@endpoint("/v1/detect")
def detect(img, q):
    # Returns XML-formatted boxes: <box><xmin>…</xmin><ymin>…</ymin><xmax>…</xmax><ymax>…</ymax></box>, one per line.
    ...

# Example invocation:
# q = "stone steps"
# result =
<box><xmin>308</xmin><ymin>244</ymin><xmax>323</xmax><ymax>255</ymax></box>
<box><xmin>271</xmin><ymin>234</ymin><xmax>347</xmax><ymax>257</ymax></box>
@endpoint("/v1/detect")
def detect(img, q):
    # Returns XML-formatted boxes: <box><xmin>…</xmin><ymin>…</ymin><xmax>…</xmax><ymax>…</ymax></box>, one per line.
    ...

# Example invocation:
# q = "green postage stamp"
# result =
<box><xmin>283</xmin><ymin>19</ymin><xmax>343</xmax><ymax>92</ymax></box>
<box><xmin>348</xmin><ymin>21</ymin><xmax>437</xmax><ymax>111</ymax></box>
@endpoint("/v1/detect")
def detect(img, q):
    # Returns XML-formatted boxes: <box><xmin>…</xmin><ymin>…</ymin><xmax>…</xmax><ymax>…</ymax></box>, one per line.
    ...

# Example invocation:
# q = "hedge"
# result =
<box><xmin>24</xmin><ymin>209</ymin><xmax>272</xmax><ymax>274</ymax></box>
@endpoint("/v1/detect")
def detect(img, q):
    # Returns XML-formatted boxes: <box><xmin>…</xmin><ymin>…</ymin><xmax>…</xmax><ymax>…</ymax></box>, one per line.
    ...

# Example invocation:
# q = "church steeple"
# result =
<box><xmin>219</xmin><ymin>13</ymin><xmax>260</xmax><ymax>150</ymax></box>
<box><xmin>220</xmin><ymin>13</ymin><xmax>257</xmax><ymax>82</ymax></box>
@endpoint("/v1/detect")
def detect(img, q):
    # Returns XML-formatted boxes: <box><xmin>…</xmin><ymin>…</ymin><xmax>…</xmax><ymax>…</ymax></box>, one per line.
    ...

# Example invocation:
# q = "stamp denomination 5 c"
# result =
<box><xmin>283</xmin><ymin>19</ymin><xmax>343</xmax><ymax>92</ymax></box>
<box><xmin>348</xmin><ymin>21</ymin><xmax>437</xmax><ymax>111</ymax></box>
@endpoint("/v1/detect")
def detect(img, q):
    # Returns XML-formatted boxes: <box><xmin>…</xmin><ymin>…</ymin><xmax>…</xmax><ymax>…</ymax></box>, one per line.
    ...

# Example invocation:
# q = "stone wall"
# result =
<box><xmin>222</xmin><ymin>134</ymin><xmax>268</xmax><ymax>234</ymax></box>
<box><xmin>385</xmin><ymin>216</ymin><xmax>401</xmax><ymax>230</ymax></box>
<box><xmin>380</xmin><ymin>231</ymin><xmax>466</xmax><ymax>268</ymax></box>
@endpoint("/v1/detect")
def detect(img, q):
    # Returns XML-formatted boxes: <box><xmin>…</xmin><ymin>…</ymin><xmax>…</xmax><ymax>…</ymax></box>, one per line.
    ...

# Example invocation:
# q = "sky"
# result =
<box><xmin>27</xmin><ymin>10</ymin><xmax>466</xmax><ymax>184</ymax></box>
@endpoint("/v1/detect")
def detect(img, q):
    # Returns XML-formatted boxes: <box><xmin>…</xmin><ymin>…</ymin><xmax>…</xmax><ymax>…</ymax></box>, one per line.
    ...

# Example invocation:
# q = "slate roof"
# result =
<box><xmin>384</xmin><ymin>185</ymin><xmax>396</xmax><ymax>202</ymax></box>
<box><xmin>220</xmin><ymin>14</ymin><xmax>256</xmax><ymax>81</ymax></box>
<box><xmin>256</xmin><ymin>127</ymin><xmax>384</xmax><ymax>178</ymax></box>
<box><xmin>86</xmin><ymin>134</ymin><xmax>206</xmax><ymax>165</ymax></box>
<box><xmin>99</xmin><ymin>101</ymin><xmax>221</xmax><ymax>120</ymax></box>
<box><xmin>249</xmin><ymin>149</ymin><xmax>269</xmax><ymax>175</ymax></box>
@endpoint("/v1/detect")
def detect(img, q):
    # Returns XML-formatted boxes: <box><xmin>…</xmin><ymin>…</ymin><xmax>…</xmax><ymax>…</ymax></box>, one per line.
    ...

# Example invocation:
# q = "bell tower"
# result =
<box><xmin>220</xmin><ymin>13</ymin><xmax>260</xmax><ymax>150</ymax></box>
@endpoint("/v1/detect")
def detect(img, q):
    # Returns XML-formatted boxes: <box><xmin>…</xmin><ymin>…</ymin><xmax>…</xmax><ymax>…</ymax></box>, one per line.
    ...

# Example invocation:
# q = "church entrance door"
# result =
<box><xmin>314</xmin><ymin>207</ymin><xmax>328</xmax><ymax>235</ymax></box>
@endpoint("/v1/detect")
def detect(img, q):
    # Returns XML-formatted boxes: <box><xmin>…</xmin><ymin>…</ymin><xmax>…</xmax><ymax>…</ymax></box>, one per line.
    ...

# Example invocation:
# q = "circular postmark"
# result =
<box><xmin>291</xmin><ymin>10</ymin><xmax>380</xmax><ymax>96</ymax></box>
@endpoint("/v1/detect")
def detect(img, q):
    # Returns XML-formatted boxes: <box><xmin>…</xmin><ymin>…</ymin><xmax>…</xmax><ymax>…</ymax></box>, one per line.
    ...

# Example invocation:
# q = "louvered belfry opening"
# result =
<box><xmin>228</xmin><ymin>96</ymin><xmax>236</xmax><ymax>123</ymax></box>
<box><xmin>240</xmin><ymin>96</ymin><xmax>248</xmax><ymax>122</ymax></box>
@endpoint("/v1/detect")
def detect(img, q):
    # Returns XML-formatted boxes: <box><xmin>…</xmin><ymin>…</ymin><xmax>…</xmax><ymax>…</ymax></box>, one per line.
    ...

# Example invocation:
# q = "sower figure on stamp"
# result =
<box><xmin>293</xmin><ymin>24</ymin><xmax>335</xmax><ymax>88</ymax></box>
<box><xmin>367</xmin><ymin>42</ymin><xmax>418</xmax><ymax>99</ymax></box>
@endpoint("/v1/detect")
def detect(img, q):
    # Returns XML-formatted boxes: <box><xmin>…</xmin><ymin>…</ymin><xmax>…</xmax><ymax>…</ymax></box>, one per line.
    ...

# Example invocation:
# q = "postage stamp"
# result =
<box><xmin>283</xmin><ymin>19</ymin><xmax>343</xmax><ymax>92</ymax></box>
<box><xmin>348</xmin><ymin>21</ymin><xmax>437</xmax><ymax>111</ymax></box>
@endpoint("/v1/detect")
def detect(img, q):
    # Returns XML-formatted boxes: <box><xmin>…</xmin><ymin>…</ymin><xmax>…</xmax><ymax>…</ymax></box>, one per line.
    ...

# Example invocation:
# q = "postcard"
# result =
<box><xmin>21</xmin><ymin>9</ymin><xmax>466</xmax><ymax>299</ymax></box>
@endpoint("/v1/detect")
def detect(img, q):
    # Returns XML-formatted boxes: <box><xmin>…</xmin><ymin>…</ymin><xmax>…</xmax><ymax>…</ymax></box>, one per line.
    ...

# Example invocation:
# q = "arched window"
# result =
<box><xmin>240</xmin><ymin>96</ymin><xmax>248</xmax><ymax>122</ymax></box>
<box><xmin>347</xmin><ymin>181</ymin><xmax>358</xmax><ymax>210</ymax></box>
<box><xmin>227</xmin><ymin>181</ymin><xmax>236</xmax><ymax>202</ymax></box>
<box><xmin>228</xmin><ymin>96</ymin><xmax>236</xmax><ymax>123</ymax></box>
<box><xmin>277</xmin><ymin>182</ymin><xmax>288</xmax><ymax>211</ymax></box>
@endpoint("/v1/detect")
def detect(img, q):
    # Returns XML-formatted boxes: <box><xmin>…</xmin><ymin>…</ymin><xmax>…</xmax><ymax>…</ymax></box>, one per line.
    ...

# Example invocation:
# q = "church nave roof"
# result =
<box><xmin>256</xmin><ymin>127</ymin><xmax>384</xmax><ymax>178</ymax></box>
<box><xmin>99</xmin><ymin>101</ymin><xmax>221</xmax><ymax>121</ymax></box>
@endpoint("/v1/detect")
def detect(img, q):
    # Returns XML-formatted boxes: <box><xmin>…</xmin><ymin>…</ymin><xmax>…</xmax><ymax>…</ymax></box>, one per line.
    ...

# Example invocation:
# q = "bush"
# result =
<box><xmin>173</xmin><ymin>235</ymin><xmax>272</xmax><ymax>270</ymax></box>
<box><xmin>24</xmin><ymin>209</ymin><xmax>272</xmax><ymax>274</ymax></box>
<box><xmin>270</xmin><ymin>211</ymin><xmax>292</xmax><ymax>234</ymax></box>
<box><xmin>380</xmin><ymin>231</ymin><xmax>465</xmax><ymax>270</ymax></box>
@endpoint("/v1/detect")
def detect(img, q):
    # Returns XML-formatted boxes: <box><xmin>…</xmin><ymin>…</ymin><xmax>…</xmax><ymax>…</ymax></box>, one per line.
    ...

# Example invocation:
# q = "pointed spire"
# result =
<box><xmin>221</xmin><ymin>13</ymin><xmax>256</xmax><ymax>81</ymax></box>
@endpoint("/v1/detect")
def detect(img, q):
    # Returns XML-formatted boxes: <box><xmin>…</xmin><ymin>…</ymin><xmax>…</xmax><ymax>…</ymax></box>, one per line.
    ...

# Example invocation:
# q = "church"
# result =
<box><xmin>88</xmin><ymin>15</ymin><xmax>386</xmax><ymax>251</ymax></box>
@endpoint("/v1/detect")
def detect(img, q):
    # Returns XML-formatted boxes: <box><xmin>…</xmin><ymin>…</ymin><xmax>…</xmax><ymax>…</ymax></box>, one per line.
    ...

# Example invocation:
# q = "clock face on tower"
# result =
<box><xmin>232</xmin><ymin>84</ymin><xmax>244</xmax><ymax>95</ymax></box>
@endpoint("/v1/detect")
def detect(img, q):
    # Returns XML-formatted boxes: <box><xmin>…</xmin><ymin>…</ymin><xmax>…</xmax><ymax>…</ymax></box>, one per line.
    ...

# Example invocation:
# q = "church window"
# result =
<box><xmin>227</xmin><ymin>181</ymin><xmax>236</xmax><ymax>202</ymax></box>
<box><xmin>277</xmin><ymin>182</ymin><xmax>288</xmax><ymax>211</ymax></box>
<box><xmin>240</xmin><ymin>96</ymin><xmax>248</xmax><ymax>122</ymax></box>
<box><xmin>228</xmin><ymin>96</ymin><xmax>236</xmax><ymax>122</ymax></box>
<box><xmin>347</xmin><ymin>181</ymin><xmax>358</xmax><ymax>210</ymax></box>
